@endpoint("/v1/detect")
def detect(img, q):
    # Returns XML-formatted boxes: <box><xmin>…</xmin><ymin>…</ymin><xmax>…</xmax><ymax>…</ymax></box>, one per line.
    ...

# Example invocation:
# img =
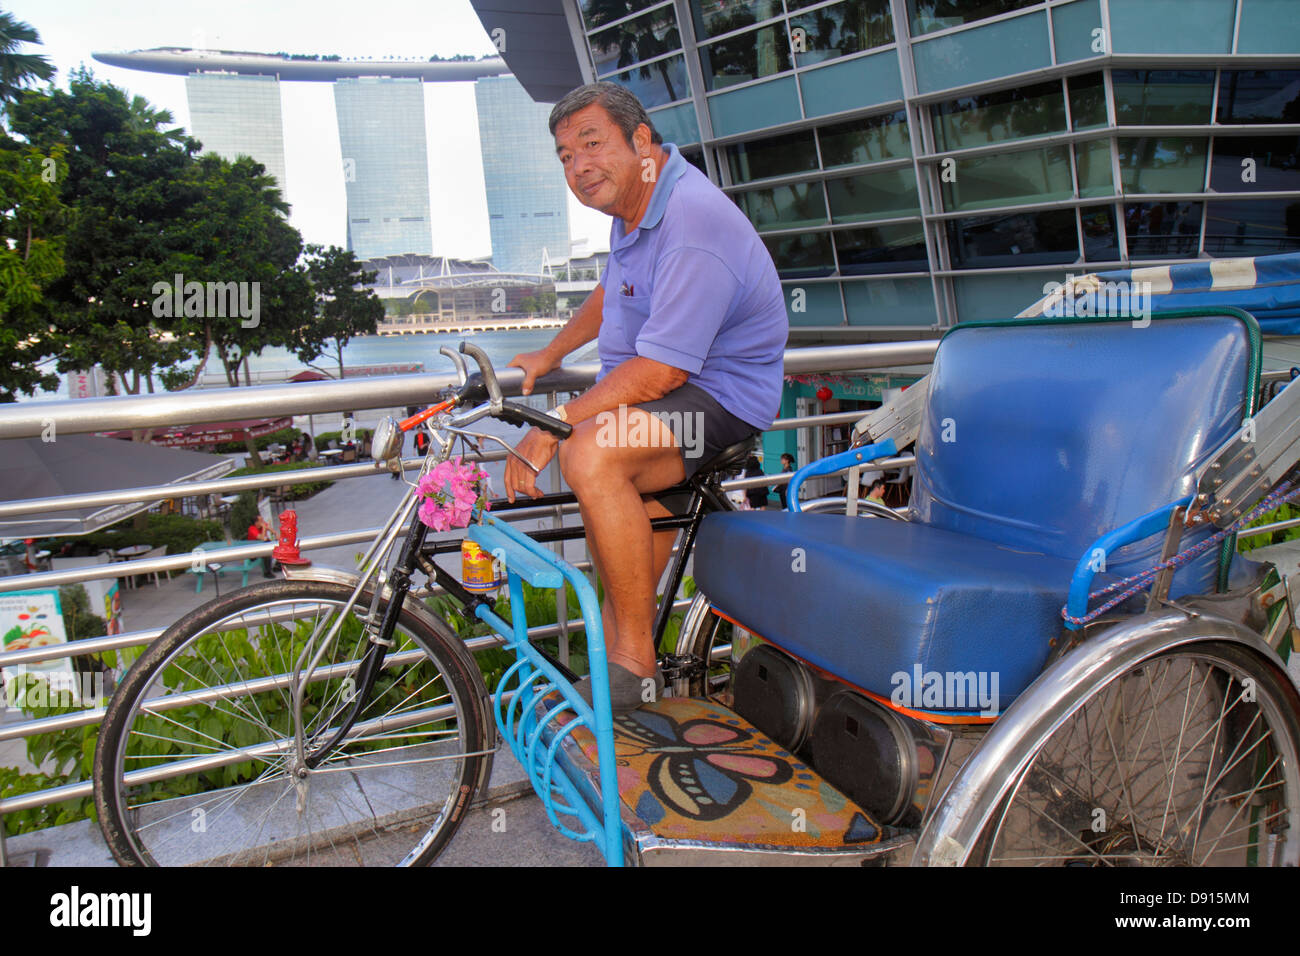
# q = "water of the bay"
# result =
<box><xmin>27</xmin><ymin>328</ymin><xmax>597</xmax><ymax>403</ymax></box>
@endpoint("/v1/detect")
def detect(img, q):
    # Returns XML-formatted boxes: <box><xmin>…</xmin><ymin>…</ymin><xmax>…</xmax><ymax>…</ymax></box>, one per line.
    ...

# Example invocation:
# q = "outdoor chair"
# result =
<box><xmin>185</xmin><ymin>540</ymin><xmax>261</xmax><ymax>593</ymax></box>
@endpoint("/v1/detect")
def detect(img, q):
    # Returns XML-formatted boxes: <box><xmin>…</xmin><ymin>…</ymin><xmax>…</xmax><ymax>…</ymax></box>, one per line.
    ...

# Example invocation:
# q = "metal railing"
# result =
<box><xmin>0</xmin><ymin>341</ymin><xmax>932</xmax><ymax>835</ymax></box>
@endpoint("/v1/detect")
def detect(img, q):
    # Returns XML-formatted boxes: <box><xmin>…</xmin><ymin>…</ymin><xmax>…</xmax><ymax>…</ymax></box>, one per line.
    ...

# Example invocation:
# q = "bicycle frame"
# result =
<box><xmin>293</xmin><ymin>420</ymin><xmax>739</xmax><ymax>773</ymax></box>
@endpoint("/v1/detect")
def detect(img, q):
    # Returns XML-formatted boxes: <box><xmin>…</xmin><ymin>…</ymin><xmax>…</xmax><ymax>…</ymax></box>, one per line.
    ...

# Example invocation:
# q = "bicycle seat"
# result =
<box><xmin>692</xmin><ymin>437</ymin><xmax>756</xmax><ymax>481</ymax></box>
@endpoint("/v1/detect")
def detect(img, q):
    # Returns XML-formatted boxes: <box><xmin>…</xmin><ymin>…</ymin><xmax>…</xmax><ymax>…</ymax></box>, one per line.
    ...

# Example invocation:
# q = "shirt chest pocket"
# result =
<box><xmin>611</xmin><ymin>291</ymin><xmax>652</xmax><ymax>351</ymax></box>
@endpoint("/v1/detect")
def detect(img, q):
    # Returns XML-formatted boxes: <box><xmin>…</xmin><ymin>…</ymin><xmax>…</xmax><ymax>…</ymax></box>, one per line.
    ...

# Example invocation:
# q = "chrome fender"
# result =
<box><xmin>911</xmin><ymin>610</ymin><xmax>1290</xmax><ymax>866</ymax></box>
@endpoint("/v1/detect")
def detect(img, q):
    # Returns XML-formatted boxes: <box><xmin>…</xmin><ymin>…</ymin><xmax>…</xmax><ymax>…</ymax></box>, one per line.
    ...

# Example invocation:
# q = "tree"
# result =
<box><xmin>0</xmin><ymin>11</ymin><xmax>53</xmax><ymax>118</ymax></box>
<box><xmin>0</xmin><ymin>139</ymin><xmax>65</xmax><ymax>401</ymax></box>
<box><xmin>9</xmin><ymin>70</ymin><xmax>204</xmax><ymax>395</ymax></box>
<box><xmin>292</xmin><ymin>244</ymin><xmax>383</xmax><ymax>379</ymax></box>
<box><xmin>162</xmin><ymin>153</ymin><xmax>314</xmax><ymax>392</ymax></box>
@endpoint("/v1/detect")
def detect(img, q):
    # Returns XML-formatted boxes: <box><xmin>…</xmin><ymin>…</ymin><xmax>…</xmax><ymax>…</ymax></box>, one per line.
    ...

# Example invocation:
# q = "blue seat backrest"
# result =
<box><xmin>910</xmin><ymin>314</ymin><xmax>1254</xmax><ymax>593</ymax></box>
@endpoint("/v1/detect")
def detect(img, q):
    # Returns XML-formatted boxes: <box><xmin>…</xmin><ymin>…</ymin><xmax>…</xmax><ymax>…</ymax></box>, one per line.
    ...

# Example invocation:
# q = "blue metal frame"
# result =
<box><xmin>785</xmin><ymin>439</ymin><xmax>898</xmax><ymax>512</ymax></box>
<box><xmin>466</xmin><ymin>512</ymin><xmax>624</xmax><ymax>866</ymax></box>
<box><xmin>1064</xmin><ymin>496</ymin><xmax>1192</xmax><ymax>631</ymax></box>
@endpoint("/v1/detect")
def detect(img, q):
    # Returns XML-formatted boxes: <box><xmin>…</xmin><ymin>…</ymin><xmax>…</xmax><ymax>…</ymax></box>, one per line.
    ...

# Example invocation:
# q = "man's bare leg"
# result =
<box><xmin>560</xmin><ymin>412</ymin><xmax>685</xmax><ymax>678</ymax></box>
<box><xmin>585</xmin><ymin>496</ymin><xmax>680</xmax><ymax>665</ymax></box>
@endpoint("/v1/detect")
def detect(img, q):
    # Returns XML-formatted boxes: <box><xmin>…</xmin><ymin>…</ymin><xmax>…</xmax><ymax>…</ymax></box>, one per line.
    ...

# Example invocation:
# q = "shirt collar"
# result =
<box><xmin>613</xmin><ymin>142</ymin><xmax>686</xmax><ymax>241</ymax></box>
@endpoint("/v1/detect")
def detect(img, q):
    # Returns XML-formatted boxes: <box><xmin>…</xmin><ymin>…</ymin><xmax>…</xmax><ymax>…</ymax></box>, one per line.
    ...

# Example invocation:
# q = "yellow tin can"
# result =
<box><xmin>461</xmin><ymin>540</ymin><xmax>500</xmax><ymax>592</ymax></box>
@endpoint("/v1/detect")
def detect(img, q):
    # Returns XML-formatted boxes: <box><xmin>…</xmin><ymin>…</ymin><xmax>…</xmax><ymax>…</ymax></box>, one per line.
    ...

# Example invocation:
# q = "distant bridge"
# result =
<box><xmin>377</xmin><ymin>315</ymin><xmax>567</xmax><ymax>336</ymax></box>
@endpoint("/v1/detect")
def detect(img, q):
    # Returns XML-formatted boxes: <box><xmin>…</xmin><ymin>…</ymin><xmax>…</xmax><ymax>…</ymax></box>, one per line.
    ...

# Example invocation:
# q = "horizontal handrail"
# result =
<box><xmin>0</xmin><ymin>597</ymin><xmax>692</xmax><ymax>814</ymax></box>
<box><xmin>0</xmin><ymin>342</ymin><xmax>938</xmax><ymax>439</ymax></box>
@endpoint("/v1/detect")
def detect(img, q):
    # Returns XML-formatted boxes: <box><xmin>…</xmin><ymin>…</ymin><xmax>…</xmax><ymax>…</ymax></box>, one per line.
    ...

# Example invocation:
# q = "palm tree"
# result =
<box><xmin>0</xmin><ymin>10</ymin><xmax>54</xmax><ymax>107</ymax></box>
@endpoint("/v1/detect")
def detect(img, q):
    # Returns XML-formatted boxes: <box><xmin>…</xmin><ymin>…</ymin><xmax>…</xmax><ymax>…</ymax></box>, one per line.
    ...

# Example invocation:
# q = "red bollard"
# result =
<box><xmin>272</xmin><ymin>510</ymin><xmax>312</xmax><ymax>566</ymax></box>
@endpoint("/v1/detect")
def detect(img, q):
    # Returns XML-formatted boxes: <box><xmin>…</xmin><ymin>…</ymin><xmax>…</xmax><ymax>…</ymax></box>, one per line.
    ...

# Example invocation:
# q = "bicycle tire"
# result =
<box><xmin>94</xmin><ymin>579</ymin><xmax>490</xmax><ymax>867</ymax></box>
<box><xmin>968</xmin><ymin>640</ymin><xmax>1300</xmax><ymax>866</ymax></box>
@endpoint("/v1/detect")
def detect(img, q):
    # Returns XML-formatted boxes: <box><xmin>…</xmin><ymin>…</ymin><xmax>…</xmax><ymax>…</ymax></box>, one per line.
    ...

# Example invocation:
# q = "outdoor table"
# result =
<box><xmin>319</xmin><ymin>449</ymin><xmax>344</xmax><ymax>462</ymax></box>
<box><xmin>114</xmin><ymin>544</ymin><xmax>153</xmax><ymax>589</ymax></box>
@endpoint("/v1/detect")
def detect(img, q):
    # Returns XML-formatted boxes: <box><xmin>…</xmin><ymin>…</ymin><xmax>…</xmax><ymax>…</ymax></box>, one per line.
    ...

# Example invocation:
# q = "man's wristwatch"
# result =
<box><xmin>548</xmin><ymin>404</ymin><xmax>569</xmax><ymax>425</ymax></box>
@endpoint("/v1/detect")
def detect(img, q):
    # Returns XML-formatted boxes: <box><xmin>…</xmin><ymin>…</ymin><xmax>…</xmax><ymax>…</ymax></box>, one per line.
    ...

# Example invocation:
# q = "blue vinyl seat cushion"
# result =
<box><xmin>695</xmin><ymin>313</ymin><xmax>1255</xmax><ymax>712</ymax></box>
<box><xmin>694</xmin><ymin>511</ymin><xmax>1082</xmax><ymax>713</ymax></box>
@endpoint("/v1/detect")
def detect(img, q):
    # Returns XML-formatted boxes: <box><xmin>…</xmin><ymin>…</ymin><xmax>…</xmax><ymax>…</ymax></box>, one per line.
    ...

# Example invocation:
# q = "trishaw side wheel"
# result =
<box><xmin>675</xmin><ymin>592</ymin><xmax>733</xmax><ymax>699</ymax></box>
<box><xmin>94</xmin><ymin>579</ymin><xmax>489</xmax><ymax>867</ymax></box>
<box><xmin>969</xmin><ymin>640</ymin><xmax>1300</xmax><ymax>866</ymax></box>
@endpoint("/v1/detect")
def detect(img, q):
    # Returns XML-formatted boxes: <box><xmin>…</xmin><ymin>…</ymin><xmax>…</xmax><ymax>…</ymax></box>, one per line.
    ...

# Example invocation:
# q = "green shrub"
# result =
<box><xmin>1237</xmin><ymin>503</ymin><xmax>1300</xmax><ymax>552</ymax></box>
<box><xmin>226</xmin><ymin>460</ymin><xmax>332</xmax><ymax>499</ymax></box>
<box><xmin>212</xmin><ymin>426</ymin><xmax>305</xmax><ymax>455</ymax></box>
<box><xmin>315</xmin><ymin>428</ymin><xmax>372</xmax><ymax>450</ymax></box>
<box><xmin>76</xmin><ymin>513</ymin><xmax>224</xmax><ymax>557</ymax></box>
<box><xmin>58</xmin><ymin>584</ymin><xmax>107</xmax><ymax>643</ymax></box>
<box><xmin>230</xmin><ymin>491</ymin><xmax>259</xmax><ymax>539</ymax></box>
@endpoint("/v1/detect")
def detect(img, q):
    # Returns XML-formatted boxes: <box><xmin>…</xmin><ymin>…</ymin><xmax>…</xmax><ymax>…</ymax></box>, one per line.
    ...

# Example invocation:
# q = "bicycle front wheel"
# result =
<box><xmin>94</xmin><ymin>579</ymin><xmax>490</xmax><ymax>866</ymax></box>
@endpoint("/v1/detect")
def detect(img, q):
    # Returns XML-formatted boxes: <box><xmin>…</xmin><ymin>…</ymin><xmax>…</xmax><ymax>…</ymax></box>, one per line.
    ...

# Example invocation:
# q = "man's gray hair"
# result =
<box><xmin>549</xmin><ymin>81</ymin><xmax>662</xmax><ymax>146</ymax></box>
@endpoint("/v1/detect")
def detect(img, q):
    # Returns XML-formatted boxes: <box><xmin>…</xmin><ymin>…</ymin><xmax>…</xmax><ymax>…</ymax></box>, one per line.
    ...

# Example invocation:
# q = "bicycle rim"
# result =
<box><xmin>97</xmin><ymin>581</ymin><xmax>487</xmax><ymax>866</ymax></box>
<box><xmin>976</xmin><ymin>642</ymin><xmax>1300</xmax><ymax>866</ymax></box>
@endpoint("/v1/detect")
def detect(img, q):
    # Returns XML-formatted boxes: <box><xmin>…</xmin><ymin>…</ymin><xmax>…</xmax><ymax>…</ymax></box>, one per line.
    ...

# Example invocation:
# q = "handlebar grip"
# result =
<box><xmin>498</xmin><ymin>401</ymin><xmax>573</xmax><ymax>440</ymax></box>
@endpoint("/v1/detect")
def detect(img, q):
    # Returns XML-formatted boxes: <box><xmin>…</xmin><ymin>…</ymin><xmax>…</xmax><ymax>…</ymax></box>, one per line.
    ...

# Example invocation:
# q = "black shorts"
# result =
<box><xmin>639</xmin><ymin>383</ymin><xmax>758</xmax><ymax>513</ymax></box>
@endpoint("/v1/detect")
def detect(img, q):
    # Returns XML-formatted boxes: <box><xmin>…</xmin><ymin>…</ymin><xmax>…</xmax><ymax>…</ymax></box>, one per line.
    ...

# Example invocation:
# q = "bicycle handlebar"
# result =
<box><xmin>399</xmin><ymin>341</ymin><xmax>573</xmax><ymax>440</ymax></box>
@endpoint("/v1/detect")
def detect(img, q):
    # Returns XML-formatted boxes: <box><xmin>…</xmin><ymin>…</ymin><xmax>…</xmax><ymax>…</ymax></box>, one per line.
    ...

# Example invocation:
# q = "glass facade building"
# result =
<box><xmin>475</xmin><ymin>76</ymin><xmax>573</xmax><ymax>274</ymax></box>
<box><xmin>561</xmin><ymin>0</ymin><xmax>1300</xmax><ymax>332</ymax></box>
<box><xmin>185</xmin><ymin>73</ymin><xmax>289</xmax><ymax>192</ymax></box>
<box><xmin>334</xmin><ymin>77</ymin><xmax>434</xmax><ymax>259</ymax></box>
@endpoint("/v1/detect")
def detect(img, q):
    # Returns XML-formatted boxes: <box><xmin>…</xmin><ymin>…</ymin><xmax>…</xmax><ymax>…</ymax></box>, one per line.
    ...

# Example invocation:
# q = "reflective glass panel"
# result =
<box><xmin>604</xmin><ymin>53</ymin><xmax>690</xmax><ymax>107</ymax></box>
<box><xmin>590</xmin><ymin>6</ymin><xmax>682</xmax><ymax>77</ymax></box>
<box><xmin>1217</xmin><ymin>71</ymin><xmax>1300</xmax><ymax>124</ymax></box>
<box><xmin>700</xmin><ymin>23</ymin><xmax>793</xmax><ymax>90</ymax></box>
<box><xmin>1069</xmin><ymin>72</ymin><xmax>1107</xmax><ymax>129</ymax></box>
<box><xmin>906</xmin><ymin>0</ymin><xmax>1039</xmax><ymax>36</ymax></box>
<box><xmin>725</xmin><ymin>129</ymin><xmax>819</xmax><ymax>183</ymax></box>
<box><xmin>1204</xmin><ymin>199</ymin><xmax>1300</xmax><ymax>256</ymax></box>
<box><xmin>1210</xmin><ymin>136</ymin><xmax>1300</xmax><ymax>193</ymax></box>
<box><xmin>940</xmin><ymin>145</ymin><xmax>1073</xmax><ymax>211</ymax></box>
<box><xmin>1118</xmin><ymin>137</ymin><xmax>1208</xmax><ymax>193</ymax></box>
<box><xmin>1112</xmin><ymin>70</ymin><xmax>1214</xmax><ymax>125</ymax></box>
<box><xmin>690</xmin><ymin>0</ymin><xmax>783</xmax><ymax>40</ymax></box>
<box><xmin>818</xmin><ymin>110</ymin><xmax>910</xmax><ymax>167</ymax></box>
<box><xmin>1075</xmin><ymin>140</ymin><xmax>1114</xmax><ymax>197</ymax></box>
<box><xmin>762</xmin><ymin>231</ymin><xmax>836</xmax><ymax>277</ymax></box>
<box><xmin>834</xmin><ymin>221</ymin><xmax>929</xmax><ymax>274</ymax></box>
<box><xmin>826</xmin><ymin>167</ymin><xmax>919</xmax><ymax>222</ymax></box>
<box><xmin>582</xmin><ymin>0</ymin><xmax>665</xmax><ymax>31</ymax></box>
<box><xmin>1123</xmin><ymin>201</ymin><xmax>1203</xmax><ymax>257</ymax></box>
<box><xmin>789</xmin><ymin>0</ymin><xmax>894</xmax><ymax>68</ymax></box>
<box><xmin>932</xmin><ymin>80</ymin><xmax>1065</xmax><ymax>152</ymax></box>
<box><xmin>734</xmin><ymin>180</ymin><xmax>828</xmax><ymax>229</ymax></box>
<box><xmin>1081</xmin><ymin>205</ymin><xmax>1120</xmax><ymax>261</ymax></box>
<box><xmin>946</xmin><ymin>208</ymin><xmax>1079</xmax><ymax>268</ymax></box>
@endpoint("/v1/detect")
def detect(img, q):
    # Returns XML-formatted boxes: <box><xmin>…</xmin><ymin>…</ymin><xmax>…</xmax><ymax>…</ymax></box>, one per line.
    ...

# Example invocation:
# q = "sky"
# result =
<box><xmin>7</xmin><ymin>0</ymin><xmax>612</xmax><ymax>260</ymax></box>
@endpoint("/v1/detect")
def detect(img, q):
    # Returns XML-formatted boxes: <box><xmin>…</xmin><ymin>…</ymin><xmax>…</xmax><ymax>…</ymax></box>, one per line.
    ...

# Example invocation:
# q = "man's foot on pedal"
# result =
<box><xmin>574</xmin><ymin>663</ymin><xmax>665</xmax><ymax>715</ymax></box>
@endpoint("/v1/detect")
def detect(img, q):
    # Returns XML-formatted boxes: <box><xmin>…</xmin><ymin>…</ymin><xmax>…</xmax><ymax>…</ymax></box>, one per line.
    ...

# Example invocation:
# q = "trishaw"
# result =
<box><xmin>94</xmin><ymin>253</ymin><xmax>1300</xmax><ymax>867</ymax></box>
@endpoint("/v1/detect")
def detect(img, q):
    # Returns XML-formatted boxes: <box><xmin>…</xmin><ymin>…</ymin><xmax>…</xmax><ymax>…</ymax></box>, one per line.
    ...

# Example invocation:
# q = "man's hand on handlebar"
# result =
<box><xmin>507</xmin><ymin>349</ymin><xmax>557</xmax><ymax>396</ymax></box>
<box><xmin>504</xmin><ymin>427</ymin><xmax>560</xmax><ymax>502</ymax></box>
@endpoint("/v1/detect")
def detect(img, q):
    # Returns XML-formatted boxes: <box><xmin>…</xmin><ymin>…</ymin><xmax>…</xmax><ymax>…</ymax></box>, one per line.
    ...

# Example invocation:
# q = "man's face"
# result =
<box><xmin>554</xmin><ymin>102</ymin><xmax>647</xmax><ymax>219</ymax></box>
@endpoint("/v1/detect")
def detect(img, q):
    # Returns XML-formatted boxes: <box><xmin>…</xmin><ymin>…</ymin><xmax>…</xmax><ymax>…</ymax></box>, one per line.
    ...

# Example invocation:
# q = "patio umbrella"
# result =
<box><xmin>0</xmin><ymin>435</ymin><xmax>236</xmax><ymax>539</ymax></box>
<box><xmin>98</xmin><ymin>416</ymin><xmax>293</xmax><ymax>448</ymax></box>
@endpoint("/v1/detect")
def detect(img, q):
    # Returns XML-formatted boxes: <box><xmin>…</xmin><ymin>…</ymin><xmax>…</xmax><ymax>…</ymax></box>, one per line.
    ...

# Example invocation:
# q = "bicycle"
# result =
<box><xmin>92</xmin><ymin>342</ymin><xmax>755</xmax><ymax>866</ymax></box>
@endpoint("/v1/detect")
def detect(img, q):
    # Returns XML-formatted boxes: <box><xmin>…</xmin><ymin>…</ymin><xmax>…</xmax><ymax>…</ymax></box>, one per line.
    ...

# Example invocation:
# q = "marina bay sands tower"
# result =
<box><xmin>93</xmin><ymin>49</ymin><xmax>566</xmax><ymax>266</ymax></box>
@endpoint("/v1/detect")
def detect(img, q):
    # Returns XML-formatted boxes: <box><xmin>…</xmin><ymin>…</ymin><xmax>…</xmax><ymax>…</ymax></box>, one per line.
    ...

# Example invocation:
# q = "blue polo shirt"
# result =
<box><xmin>596</xmin><ymin>143</ymin><xmax>788</xmax><ymax>431</ymax></box>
